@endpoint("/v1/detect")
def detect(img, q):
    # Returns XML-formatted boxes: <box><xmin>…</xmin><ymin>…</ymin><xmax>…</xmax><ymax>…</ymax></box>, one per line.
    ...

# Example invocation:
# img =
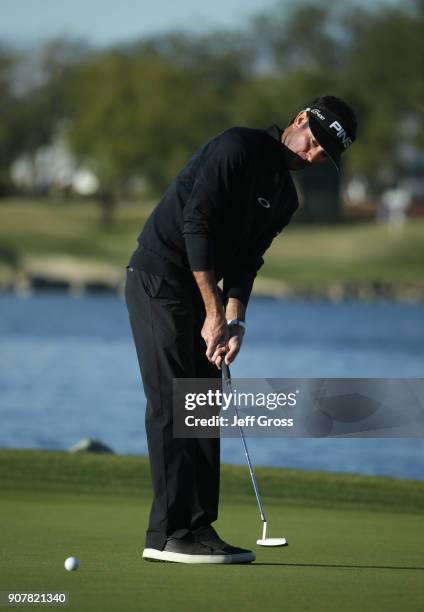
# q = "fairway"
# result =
<box><xmin>1</xmin><ymin>451</ymin><xmax>423</xmax><ymax>611</ymax></box>
<box><xmin>1</xmin><ymin>199</ymin><xmax>424</xmax><ymax>289</ymax></box>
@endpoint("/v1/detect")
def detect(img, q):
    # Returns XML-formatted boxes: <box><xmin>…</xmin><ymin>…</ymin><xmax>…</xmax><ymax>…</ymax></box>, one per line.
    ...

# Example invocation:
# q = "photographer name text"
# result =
<box><xmin>185</xmin><ymin>415</ymin><xmax>294</xmax><ymax>427</ymax></box>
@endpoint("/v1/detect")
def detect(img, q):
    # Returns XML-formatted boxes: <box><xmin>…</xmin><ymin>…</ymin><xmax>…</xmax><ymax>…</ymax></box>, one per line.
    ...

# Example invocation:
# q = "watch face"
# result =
<box><xmin>227</xmin><ymin>319</ymin><xmax>245</xmax><ymax>328</ymax></box>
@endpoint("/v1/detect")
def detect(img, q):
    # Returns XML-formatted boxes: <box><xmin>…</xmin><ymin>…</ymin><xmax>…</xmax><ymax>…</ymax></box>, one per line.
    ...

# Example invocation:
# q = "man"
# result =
<box><xmin>125</xmin><ymin>95</ymin><xmax>357</xmax><ymax>564</ymax></box>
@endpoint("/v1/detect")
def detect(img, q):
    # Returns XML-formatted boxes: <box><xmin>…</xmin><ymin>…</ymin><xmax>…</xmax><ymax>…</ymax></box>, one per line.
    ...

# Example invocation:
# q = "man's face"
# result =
<box><xmin>282</xmin><ymin>111</ymin><xmax>328</xmax><ymax>171</ymax></box>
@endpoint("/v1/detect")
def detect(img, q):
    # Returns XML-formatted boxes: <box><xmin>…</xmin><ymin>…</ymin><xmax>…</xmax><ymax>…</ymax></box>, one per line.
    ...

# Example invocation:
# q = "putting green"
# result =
<box><xmin>1</xmin><ymin>450</ymin><xmax>423</xmax><ymax>612</ymax></box>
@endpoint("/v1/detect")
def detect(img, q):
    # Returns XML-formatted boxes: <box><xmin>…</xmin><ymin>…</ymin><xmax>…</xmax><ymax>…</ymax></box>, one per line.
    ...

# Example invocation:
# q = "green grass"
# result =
<box><xmin>0</xmin><ymin>198</ymin><xmax>152</xmax><ymax>267</ymax></box>
<box><xmin>0</xmin><ymin>198</ymin><xmax>423</xmax><ymax>286</ymax></box>
<box><xmin>1</xmin><ymin>450</ymin><xmax>424</xmax><ymax>611</ymax></box>
<box><xmin>261</xmin><ymin>222</ymin><xmax>424</xmax><ymax>284</ymax></box>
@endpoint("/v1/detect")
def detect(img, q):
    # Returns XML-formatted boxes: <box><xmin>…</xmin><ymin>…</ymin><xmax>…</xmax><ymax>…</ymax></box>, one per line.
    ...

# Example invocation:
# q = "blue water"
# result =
<box><xmin>0</xmin><ymin>292</ymin><xmax>423</xmax><ymax>480</ymax></box>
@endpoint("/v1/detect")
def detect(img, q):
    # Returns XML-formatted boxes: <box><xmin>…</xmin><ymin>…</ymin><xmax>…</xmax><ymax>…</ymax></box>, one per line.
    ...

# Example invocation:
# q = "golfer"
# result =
<box><xmin>125</xmin><ymin>95</ymin><xmax>357</xmax><ymax>564</ymax></box>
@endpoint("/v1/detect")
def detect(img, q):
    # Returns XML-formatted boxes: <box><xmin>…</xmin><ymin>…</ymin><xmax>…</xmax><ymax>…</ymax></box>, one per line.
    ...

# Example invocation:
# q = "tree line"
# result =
<box><xmin>0</xmin><ymin>0</ymin><xmax>422</xmax><ymax>217</ymax></box>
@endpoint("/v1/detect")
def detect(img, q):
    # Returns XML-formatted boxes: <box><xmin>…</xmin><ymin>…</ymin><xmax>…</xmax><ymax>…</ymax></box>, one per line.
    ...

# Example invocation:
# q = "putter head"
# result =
<box><xmin>256</xmin><ymin>537</ymin><xmax>288</xmax><ymax>547</ymax></box>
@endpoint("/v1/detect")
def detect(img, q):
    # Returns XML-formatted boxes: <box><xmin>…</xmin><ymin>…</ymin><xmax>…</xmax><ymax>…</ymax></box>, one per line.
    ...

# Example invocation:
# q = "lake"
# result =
<box><xmin>0</xmin><ymin>292</ymin><xmax>423</xmax><ymax>480</ymax></box>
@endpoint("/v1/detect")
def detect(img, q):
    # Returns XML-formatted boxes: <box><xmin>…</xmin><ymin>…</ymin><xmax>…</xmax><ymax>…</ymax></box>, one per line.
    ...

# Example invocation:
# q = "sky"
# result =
<box><xmin>1</xmin><ymin>0</ymin><xmax>398</xmax><ymax>48</ymax></box>
<box><xmin>1</xmin><ymin>0</ymin><xmax>273</xmax><ymax>47</ymax></box>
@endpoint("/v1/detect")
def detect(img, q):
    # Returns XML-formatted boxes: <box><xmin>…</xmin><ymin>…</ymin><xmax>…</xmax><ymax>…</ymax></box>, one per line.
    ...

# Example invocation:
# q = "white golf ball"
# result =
<box><xmin>64</xmin><ymin>556</ymin><xmax>80</xmax><ymax>571</ymax></box>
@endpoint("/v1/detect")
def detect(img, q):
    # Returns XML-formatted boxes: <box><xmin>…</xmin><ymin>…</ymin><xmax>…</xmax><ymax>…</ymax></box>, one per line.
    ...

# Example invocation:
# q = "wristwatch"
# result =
<box><xmin>227</xmin><ymin>319</ymin><xmax>246</xmax><ymax>330</ymax></box>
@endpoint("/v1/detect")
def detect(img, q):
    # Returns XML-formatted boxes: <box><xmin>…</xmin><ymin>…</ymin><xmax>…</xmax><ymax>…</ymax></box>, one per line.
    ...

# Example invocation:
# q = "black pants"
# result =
<box><xmin>125</xmin><ymin>265</ymin><xmax>221</xmax><ymax>550</ymax></box>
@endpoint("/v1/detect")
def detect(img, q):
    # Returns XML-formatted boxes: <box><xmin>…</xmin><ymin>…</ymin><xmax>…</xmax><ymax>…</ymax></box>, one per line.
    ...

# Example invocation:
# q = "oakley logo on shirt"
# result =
<box><xmin>257</xmin><ymin>197</ymin><xmax>271</xmax><ymax>209</ymax></box>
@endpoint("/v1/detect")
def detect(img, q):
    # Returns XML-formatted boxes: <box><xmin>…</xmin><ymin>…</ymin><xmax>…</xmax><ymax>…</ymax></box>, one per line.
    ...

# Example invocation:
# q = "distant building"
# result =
<box><xmin>11</xmin><ymin>130</ymin><xmax>99</xmax><ymax>196</ymax></box>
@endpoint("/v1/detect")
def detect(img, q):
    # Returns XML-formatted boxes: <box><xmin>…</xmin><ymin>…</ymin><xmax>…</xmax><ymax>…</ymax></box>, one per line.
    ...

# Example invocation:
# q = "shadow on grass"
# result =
<box><xmin>252</xmin><ymin>563</ymin><xmax>424</xmax><ymax>571</ymax></box>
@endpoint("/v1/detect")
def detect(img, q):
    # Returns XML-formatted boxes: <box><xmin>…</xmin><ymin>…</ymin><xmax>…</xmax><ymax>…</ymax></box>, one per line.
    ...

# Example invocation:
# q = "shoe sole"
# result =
<box><xmin>142</xmin><ymin>548</ymin><xmax>255</xmax><ymax>564</ymax></box>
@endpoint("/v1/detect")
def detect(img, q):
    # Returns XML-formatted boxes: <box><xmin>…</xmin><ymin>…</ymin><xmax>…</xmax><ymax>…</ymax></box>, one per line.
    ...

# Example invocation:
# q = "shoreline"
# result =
<box><xmin>0</xmin><ymin>257</ymin><xmax>423</xmax><ymax>303</ymax></box>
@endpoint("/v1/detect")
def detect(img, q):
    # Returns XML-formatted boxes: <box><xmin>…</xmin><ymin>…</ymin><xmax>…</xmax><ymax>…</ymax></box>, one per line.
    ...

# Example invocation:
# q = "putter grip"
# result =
<box><xmin>221</xmin><ymin>361</ymin><xmax>231</xmax><ymax>382</ymax></box>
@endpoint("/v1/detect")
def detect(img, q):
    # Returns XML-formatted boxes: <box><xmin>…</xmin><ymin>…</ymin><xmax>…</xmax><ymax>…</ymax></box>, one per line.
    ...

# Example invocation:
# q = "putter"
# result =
<box><xmin>221</xmin><ymin>361</ymin><xmax>287</xmax><ymax>547</ymax></box>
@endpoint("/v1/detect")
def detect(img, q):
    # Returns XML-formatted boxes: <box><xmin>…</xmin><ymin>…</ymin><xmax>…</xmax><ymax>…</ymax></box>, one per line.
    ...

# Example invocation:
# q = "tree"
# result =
<box><xmin>67</xmin><ymin>35</ymin><xmax>249</xmax><ymax>223</ymax></box>
<box><xmin>0</xmin><ymin>48</ymin><xmax>22</xmax><ymax>194</ymax></box>
<box><xmin>0</xmin><ymin>39</ymin><xmax>91</xmax><ymax>195</ymax></box>
<box><xmin>343</xmin><ymin>2</ymin><xmax>424</xmax><ymax>190</ymax></box>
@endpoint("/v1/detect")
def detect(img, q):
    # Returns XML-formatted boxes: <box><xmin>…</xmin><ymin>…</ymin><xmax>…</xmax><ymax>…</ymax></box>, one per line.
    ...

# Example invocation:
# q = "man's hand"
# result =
<box><xmin>213</xmin><ymin>324</ymin><xmax>245</xmax><ymax>369</ymax></box>
<box><xmin>192</xmin><ymin>273</ymin><xmax>247</xmax><ymax>369</ymax></box>
<box><xmin>192</xmin><ymin>270</ymin><xmax>228</xmax><ymax>365</ymax></box>
<box><xmin>201</xmin><ymin>310</ymin><xmax>229</xmax><ymax>364</ymax></box>
<box><xmin>211</xmin><ymin>296</ymin><xmax>247</xmax><ymax>369</ymax></box>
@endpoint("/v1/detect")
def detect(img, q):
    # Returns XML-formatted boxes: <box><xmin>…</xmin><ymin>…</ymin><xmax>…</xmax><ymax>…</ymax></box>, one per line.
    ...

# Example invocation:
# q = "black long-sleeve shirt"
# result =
<box><xmin>129</xmin><ymin>124</ymin><xmax>299</xmax><ymax>306</ymax></box>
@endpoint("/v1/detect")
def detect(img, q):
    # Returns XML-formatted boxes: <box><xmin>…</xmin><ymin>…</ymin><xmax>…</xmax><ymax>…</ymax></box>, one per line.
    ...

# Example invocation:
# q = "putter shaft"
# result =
<box><xmin>221</xmin><ymin>362</ymin><xmax>266</xmax><ymax>524</ymax></box>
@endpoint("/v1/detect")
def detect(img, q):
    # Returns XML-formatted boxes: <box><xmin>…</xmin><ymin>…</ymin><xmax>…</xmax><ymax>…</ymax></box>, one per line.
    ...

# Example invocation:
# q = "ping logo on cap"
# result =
<box><xmin>329</xmin><ymin>121</ymin><xmax>353</xmax><ymax>149</ymax></box>
<box><xmin>307</xmin><ymin>106</ymin><xmax>354</xmax><ymax>153</ymax></box>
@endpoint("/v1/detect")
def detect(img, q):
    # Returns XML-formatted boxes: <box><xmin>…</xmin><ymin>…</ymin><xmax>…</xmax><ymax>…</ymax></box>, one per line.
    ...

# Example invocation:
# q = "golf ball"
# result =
<box><xmin>64</xmin><ymin>557</ymin><xmax>79</xmax><ymax>571</ymax></box>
